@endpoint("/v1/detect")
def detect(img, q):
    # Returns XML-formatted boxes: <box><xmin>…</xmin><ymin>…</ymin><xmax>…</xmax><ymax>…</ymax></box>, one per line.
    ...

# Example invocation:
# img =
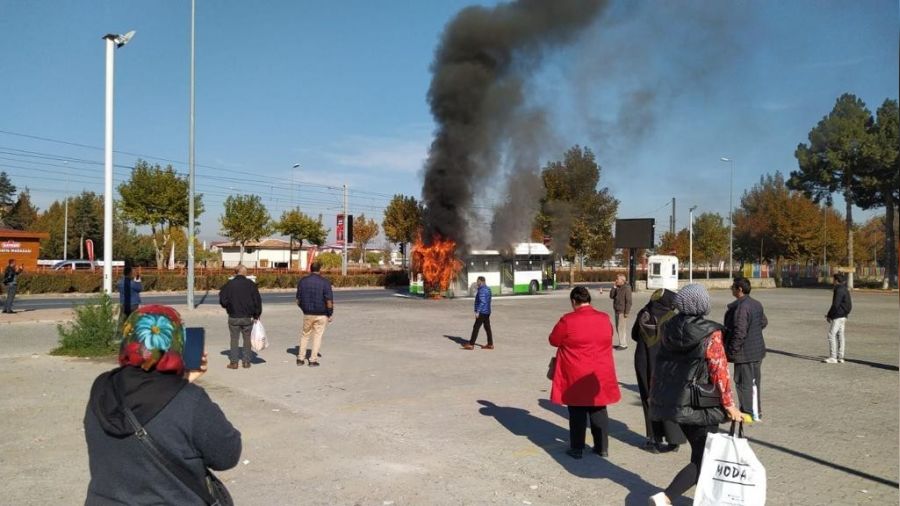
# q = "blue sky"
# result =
<box><xmin>0</xmin><ymin>0</ymin><xmax>897</xmax><ymax>245</ymax></box>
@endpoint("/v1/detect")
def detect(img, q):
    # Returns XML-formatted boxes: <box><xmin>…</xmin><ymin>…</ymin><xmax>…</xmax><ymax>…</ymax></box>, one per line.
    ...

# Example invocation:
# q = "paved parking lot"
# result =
<box><xmin>0</xmin><ymin>286</ymin><xmax>897</xmax><ymax>505</ymax></box>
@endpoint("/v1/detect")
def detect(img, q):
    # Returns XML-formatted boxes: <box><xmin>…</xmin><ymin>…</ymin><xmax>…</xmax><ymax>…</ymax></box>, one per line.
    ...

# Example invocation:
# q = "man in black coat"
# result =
<box><xmin>219</xmin><ymin>265</ymin><xmax>262</xmax><ymax>369</ymax></box>
<box><xmin>824</xmin><ymin>272</ymin><xmax>852</xmax><ymax>364</ymax></box>
<box><xmin>723</xmin><ymin>276</ymin><xmax>768</xmax><ymax>421</ymax></box>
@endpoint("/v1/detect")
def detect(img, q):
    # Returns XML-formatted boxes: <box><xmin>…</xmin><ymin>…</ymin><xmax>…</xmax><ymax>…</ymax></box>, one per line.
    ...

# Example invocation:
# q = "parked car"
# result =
<box><xmin>52</xmin><ymin>260</ymin><xmax>97</xmax><ymax>271</ymax></box>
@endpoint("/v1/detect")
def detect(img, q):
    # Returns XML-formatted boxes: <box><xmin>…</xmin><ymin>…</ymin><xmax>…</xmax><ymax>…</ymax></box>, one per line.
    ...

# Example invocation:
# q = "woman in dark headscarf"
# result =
<box><xmin>631</xmin><ymin>288</ymin><xmax>685</xmax><ymax>453</ymax></box>
<box><xmin>84</xmin><ymin>305</ymin><xmax>241</xmax><ymax>505</ymax></box>
<box><xmin>648</xmin><ymin>284</ymin><xmax>742</xmax><ymax>506</ymax></box>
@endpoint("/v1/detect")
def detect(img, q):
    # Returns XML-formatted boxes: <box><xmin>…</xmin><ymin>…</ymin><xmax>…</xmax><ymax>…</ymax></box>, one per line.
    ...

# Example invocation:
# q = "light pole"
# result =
<box><xmin>291</xmin><ymin>163</ymin><xmax>302</xmax><ymax>270</ymax></box>
<box><xmin>62</xmin><ymin>161</ymin><xmax>69</xmax><ymax>261</ymax></box>
<box><xmin>187</xmin><ymin>0</ymin><xmax>197</xmax><ymax>309</ymax></box>
<box><xmin>720</xmin><ymin>157</ymin><xmax>735</xmax><ymax>281</ymax></box>
<box><xmin>689</xmin><ymin>205</ymin><xmax>697</xmax><ymax>283</ymax></box>
<box><xmin>102</xmin><ymin>30</ymin><xmax>135</xmax><ymax>294</ymax></box>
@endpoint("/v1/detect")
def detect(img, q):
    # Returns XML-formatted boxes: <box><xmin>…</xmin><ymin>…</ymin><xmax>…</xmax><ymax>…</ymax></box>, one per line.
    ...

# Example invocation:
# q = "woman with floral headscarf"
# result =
<box><xmin>84</xmin><ymin>305</ymin><xmax>241</xmax><ymax>505</ymax></box>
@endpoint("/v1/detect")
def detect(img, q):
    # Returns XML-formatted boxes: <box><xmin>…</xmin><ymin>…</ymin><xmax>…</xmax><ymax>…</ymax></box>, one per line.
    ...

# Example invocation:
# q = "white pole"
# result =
<box><xmin>729</xmin><ymin>159</ymin><xmax>734</xmax><ymax>280</ymax></box>
<box><xmin>689</xmin><ymin>205</ymin><xmax>696</xmax><ymax>284</ymax></box>
<box><xmin>102</xmin><ymin>37</ymin><xmax>115</xmax><ymax>294</ymax></box>
<box><xmin>342</xmin><ymin>184</ymin><xmax>348</xmax><ymax>276</ymax></box>
<box><xmin>63</xmin><ymin>194</ymin><xmax>69</xmax><ymax>261</ymax></box>
<box><xmin>187</xmin><ymin>0</ymin><xmax>196</xmax><ymax>309</ymax></box>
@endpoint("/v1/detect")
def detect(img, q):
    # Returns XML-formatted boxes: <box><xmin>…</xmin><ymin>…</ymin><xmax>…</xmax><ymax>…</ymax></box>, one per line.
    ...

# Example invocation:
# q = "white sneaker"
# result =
<box><xmin>648</xmin><ymin>492</ymin><xmax>671</xmax><ymax>505</ymax></box>
<box><xmin>822</xmin><ymin>357</ymin><xmax>838</xmax><ymax>364</ymax></box>
<box><xmin>838</xmin><ymin>358</ymin><xmax>845</xmax><ymax>363</ymax></box>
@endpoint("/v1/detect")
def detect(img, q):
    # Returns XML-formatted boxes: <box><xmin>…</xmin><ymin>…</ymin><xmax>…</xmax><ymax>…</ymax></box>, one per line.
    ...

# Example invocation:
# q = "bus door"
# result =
<box><xmin>500</xmin><ymin>259</ymin><xmax>514</xmax><ymax>294</ymax></box>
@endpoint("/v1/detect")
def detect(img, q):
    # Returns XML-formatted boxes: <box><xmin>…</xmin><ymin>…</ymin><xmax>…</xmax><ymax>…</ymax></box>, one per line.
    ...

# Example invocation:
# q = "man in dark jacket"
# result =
<box><xmin>463</xmin><ymin>276</ymin><xmax>493</xmax><ymax>350</ymax></box>
<box><xmin>723</xmin><ymin>276</ymin><xmax>768</xmax><ymax>421</ymax></box>
<box><xmin>3</xmin><ymin>258</ymin><xmax>24</xmax><ymax>314</ymax></box>
<box><xmin>219</xmin><ymin>265</ymin><xmax>262</xmax><ymax>369</ymax></box>
<box><xmin>824</xmin><ymin>272</ymin><xmax>852</xmax><ymax>364</ymax></box>
<box><xmin>296</xmin><ymin>262</ymin><xmax>333</xmax><ymax>367</ymax></box>
<box><xmin>609</xmin><ymin>274</ymin><xmax>632</xmax><ymax>349</ymax></box>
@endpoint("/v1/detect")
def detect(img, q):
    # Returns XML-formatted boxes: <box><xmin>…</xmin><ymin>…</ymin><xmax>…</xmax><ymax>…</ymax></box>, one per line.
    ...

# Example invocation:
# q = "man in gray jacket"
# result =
<box><xmin>723</xmin><ymin>276</ymin><xmax>768</xmax><ymax>421</ymax></box>
<box><xmin>609</xmin><ymin>273</ymin><xmax>632</xmax><ymax>349</ymax></box>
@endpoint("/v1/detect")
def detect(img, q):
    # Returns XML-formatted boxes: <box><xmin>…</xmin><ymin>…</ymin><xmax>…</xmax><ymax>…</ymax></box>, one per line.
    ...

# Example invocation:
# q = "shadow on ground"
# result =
<box><xmin>767</xmin><ymin>348</ymin><xmax>899</xmax><ymax>371</ymax></box>
<box><xmin>477</xmin><ymin>399</ymin><xmax>661</xmax><ymax>505</ymax></box>
<box><xmin>218</xmin><ymin>349</ymin><xmax>267</xmax><ymax>364</ymax></box>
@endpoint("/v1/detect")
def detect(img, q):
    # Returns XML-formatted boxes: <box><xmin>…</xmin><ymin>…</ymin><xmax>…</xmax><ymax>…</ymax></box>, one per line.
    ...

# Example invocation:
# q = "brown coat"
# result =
<box><xmin>609</xmin><ymin>284</ymin><xmax>632</xmax><ymax>315</ymax></box>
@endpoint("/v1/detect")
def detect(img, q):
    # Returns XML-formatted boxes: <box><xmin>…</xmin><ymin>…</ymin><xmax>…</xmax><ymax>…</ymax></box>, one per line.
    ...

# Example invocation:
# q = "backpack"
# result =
<box><xmin>637</xmin><ymin>307</ymin><xmax>674</xmax><ymax>347</ymax></box>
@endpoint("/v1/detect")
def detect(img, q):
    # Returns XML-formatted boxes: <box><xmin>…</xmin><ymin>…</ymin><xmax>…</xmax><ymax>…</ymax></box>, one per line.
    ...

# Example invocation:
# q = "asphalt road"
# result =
<box><xmin>10</xmin><ymin>282</ymin><xmax>614</xmax><ymax>311</ymax></box>
<box><xmin>11</xmin><ymin>288</ymin><xmax>406</xmax><ymax>311</ymax></box>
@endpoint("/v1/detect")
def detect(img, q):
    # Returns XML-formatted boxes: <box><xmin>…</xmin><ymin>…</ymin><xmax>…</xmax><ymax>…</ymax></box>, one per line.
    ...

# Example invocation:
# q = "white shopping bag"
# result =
<box><xmin>250</xmin><ymin>319</ymin><xmax>268</xmax><ymax>352</ymax></box>
<box><xmin>693</xmin><ymin>422</ymin><xmax>766</xmax><ymax>506</ymax></box>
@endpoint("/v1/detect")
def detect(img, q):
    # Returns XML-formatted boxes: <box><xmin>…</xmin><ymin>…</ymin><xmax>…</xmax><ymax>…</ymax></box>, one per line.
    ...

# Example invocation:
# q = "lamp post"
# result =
<box><xmin>290</xmin><ymin>163</ymin><xmax>302</xmax><ymax>270</ymax></box>
<box><xmin>102</xmin><ymin>30</ymin><xmax>135</xmax><ymax>294</ymax></box>
<box><xmin>689</xmin><ymin>205</ymin><xmax>697</xmax><ymax>283</ymax></box>
<box><xmin>720</xmin><ymin>157</ymin><xmax>735</xmax><ymax>281</ymax></box>
<box><xmin>62</xmin><ymin>161</ymin><xmax>69</xmax><ymax>261</ymax></box>
<box><xmin>187</xmin><ymin>0</ymin><xmax>196</xmax><ymax>309</ymax></box>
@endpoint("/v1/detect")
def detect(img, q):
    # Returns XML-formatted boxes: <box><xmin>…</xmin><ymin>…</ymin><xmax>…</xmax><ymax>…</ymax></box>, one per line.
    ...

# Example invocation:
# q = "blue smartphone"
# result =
<box><xmin>184</xmin><ymin>327</ymin><xmax>205</xmax><ymax>370</ymax></box>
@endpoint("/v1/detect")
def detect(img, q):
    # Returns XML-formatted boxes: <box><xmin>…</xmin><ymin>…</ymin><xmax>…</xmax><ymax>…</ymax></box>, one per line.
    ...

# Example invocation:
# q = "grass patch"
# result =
<box><xmin>52</xmin><ymin>294</ymin><xmax>119</xmax><ymax>357</ymax></box>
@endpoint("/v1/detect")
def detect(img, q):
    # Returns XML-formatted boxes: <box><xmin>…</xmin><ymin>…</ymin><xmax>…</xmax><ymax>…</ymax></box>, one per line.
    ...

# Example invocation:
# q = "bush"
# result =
<box><xmin>53</xmin><ymin>294</ymin><xmax>119</xmax><ymax>357</ymax></box>
<box><xmin>316</xmin><ymin>252</ymin><xmax>343</xmax><ymax>269</ymax></box>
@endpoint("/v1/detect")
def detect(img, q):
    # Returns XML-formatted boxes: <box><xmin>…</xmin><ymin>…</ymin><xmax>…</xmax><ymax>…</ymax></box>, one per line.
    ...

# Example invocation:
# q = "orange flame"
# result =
<box><xmin>412</xmin><ymin>233</ymin><xmax>463</xmax><ymax>297</ymax></box>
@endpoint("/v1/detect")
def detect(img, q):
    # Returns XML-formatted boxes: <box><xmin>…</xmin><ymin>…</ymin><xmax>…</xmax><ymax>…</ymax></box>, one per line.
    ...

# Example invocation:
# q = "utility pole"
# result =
<box><xmin>187</xmin><ymin>0</ymin><xmax>197</xmax><ymax>309</ymax></box>
<box><xmin>63</xmin><ymin>165</ymin><xmax>69</xmax><ymax>261</ymax></box>
<box><xmin>670</xmin><ymin>197</ymin><xmax>676</xmax><ymax>235</ymax></box>
<box><xmin>342</xmin><ymin>184</ymin><xmax>348</xmax><ymax>276</ymax></box>
<box><xmin>689</xmin><ymin>205</ymin><xmax>697</xmax><ymax>283</ymax></box>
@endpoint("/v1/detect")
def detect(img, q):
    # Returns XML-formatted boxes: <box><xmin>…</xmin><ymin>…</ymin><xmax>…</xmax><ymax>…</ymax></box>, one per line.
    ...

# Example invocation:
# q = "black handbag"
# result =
<box><xmin>114</xmin><ymin>381</ymin><xmax>233</xmax><ymax>506</ymax></box>
<box><xmin>690</xmin><ymin>382</ymin><xmax>721</xmax><ymax>408</ymax></box>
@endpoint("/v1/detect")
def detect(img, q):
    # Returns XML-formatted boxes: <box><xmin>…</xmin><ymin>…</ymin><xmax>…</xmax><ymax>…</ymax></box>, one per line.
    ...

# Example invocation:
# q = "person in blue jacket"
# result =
<box><xmin>463</xmin><ymin>276</ymin><xmax>493</xmax><ymax>350</ymax></box>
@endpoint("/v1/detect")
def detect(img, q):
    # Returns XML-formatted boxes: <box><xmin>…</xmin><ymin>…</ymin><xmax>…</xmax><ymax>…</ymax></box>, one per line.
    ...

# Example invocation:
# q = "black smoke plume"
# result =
<box><xmin>421</xmin><ymin>0</ymin><xmax>607</xmax><ymax>251</ymax></box>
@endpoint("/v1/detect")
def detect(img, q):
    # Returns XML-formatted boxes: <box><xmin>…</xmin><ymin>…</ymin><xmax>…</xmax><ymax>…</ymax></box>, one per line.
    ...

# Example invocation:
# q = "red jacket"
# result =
<box><xmin>549</xmin><ymin>305</ymin><xmax>621</xmax><ymax>407</ymax></box>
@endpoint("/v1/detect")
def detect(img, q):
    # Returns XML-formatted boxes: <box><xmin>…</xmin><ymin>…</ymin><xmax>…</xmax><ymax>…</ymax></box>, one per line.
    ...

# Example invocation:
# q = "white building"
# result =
<box><xmin>210</xmin><ymin>239</ymin><xmax>311</xmax><ymax>270</ymax></box>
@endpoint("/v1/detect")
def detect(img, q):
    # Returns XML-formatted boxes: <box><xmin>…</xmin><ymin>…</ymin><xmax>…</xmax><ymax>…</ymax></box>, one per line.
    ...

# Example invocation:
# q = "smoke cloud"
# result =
<box><xmin>420</xmin><ymin>0</ymin><xmax>608</xmax><ymax>251</ymax></box>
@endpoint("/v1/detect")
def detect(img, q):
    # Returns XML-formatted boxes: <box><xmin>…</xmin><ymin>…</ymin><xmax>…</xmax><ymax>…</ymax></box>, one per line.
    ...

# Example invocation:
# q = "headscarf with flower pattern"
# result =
<box><xmin>119</xmin><ymin>305</ymin><xmax>185</xmax><ymax>375</ymax></box>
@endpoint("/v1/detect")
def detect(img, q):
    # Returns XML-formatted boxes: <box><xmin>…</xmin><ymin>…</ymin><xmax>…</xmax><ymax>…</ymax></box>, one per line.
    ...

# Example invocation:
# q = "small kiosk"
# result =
<box><xmin>647</xmin><ymin>254</ymin><xmax>679</xmax><ymax>290</ymax></box>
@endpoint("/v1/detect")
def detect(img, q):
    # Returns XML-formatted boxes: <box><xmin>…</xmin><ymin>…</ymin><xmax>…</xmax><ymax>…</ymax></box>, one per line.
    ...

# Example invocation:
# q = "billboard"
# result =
<box><xmin>614</xmin><ymin>218</ymin><xmax>655</xmax><ymax>249</ymax></box>
<box><xmin>336</xmin><ymin>214</ymin><xmax>354</xmax><ymax>244</ymax></box>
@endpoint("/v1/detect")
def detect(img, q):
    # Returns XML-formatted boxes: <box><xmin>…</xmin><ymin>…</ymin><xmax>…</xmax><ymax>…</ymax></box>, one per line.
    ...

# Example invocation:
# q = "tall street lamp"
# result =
<box><xmin>689</xmin><ymin>205</ymin><xmax>697</xmax><ymax>283</ymax></box>
<box><xmin>102</xmin><ymin>30</ymin><xmax>135</xmax><ymax>294</ymax></box>
<box><xmin>720</xmin><ymin>157</ymin><xmax>735</xmax><ymax>281</ymax></box>
<box><xmin>290</xmin><ymin>163</ymin><xmax>302</xmax><ymax>270</ymax></box>
<box><xmin>187</xmin><ymin>0</ymin><xmax>197</xmax><ymax>309</ymax></box>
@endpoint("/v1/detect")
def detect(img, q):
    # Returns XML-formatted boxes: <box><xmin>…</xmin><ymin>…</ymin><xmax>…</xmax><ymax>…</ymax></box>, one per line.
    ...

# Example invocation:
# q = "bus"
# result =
<box><xmin>458</xmin><ymin>242</ymin><xmax>556</xmax><ymax>296</ymax></box>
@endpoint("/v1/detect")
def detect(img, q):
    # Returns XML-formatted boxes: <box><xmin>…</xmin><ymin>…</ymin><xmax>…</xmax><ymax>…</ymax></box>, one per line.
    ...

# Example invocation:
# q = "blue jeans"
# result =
<box><xmin>3</xmin><ymin>283</ymin><xmax>16</xmax><ymax>312</ymax></box>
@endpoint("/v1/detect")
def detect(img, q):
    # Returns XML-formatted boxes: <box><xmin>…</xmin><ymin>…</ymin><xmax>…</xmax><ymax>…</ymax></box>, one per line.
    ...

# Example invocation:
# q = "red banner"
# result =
<box><xmin>336</xmin><ymin>214</ymin><xmax>345</xmax><ymax>244</ymax></box>
<box><xmin>86</xmin><ymin>239</ymin><xmax>95</xmax><ymax>262</ymax></box>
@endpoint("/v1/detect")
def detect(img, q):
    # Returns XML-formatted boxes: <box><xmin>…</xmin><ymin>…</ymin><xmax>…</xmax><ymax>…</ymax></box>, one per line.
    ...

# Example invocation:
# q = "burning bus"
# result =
<box><xmin>411</xmin><ymin>242</ymin><xmax>555</xmax><ymax>297</ymax></box>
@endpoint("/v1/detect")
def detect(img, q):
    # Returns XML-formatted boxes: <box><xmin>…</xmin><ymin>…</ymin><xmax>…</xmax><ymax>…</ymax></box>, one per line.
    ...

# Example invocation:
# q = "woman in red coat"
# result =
<box><xmin>549</xmin><ymin>286</ymin><xmax>621</xmax><ymax>459</ymax></box>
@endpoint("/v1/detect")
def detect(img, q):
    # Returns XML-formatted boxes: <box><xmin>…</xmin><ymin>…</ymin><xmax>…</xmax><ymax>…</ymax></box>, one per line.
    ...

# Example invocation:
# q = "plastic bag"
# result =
<box><xmin>251</xmin><ymin>320</ymin><xmax>268</xmax><ymax>352</ymax></box>
<box><xmin>694</xmin><ymin>422</ymin><xmax>766</xmax><ymax>505</ymax></box>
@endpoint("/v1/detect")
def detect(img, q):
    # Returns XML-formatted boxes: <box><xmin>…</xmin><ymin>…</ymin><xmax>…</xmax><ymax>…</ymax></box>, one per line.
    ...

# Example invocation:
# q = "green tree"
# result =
<box><xmin>118</xmin><ymin>160</ymin><xmax>204</xmax><ymax>269</ymax></box>
<box><xmin>789</xmin><ymin>93</ymin><xmax>872</xmax><ymax>288</ymax></box>
<box><xmin>273</xmin><ymin>209</ymin><xmax>328</xmax><ymax>256</ymax></box>
<box><xmin>0</xmin><ymin>171</ymin><xmax>16</xmax><ymax>222</ymax></box>
<box><xmin>72</xmin><ymin>192</ymin><xmax>103</xmax><ymax>259</ymax></box>
<box><xmin>382</xmin><ymin>194</ymin><xmax>422</xmax><ymax>268</ymax></box>
<box><xmin>734</xmin><ymin>172</ymin><xmax>838</xmax><ymax>276</ymax></box>
<box><xmin>658</xmin><ymin>228</ymin><xmax>690</xmax><ymax>263</ymax></box>
<box><xmin>352</xmin><ymin>214</ymin><xmax>379</xmax><ymax>263</ymax></box>
<box><xmin>857</xmin><ymin>99</ymin><xmax>899</xmax><ymax>287</ymax></box>
<box><xmin>535</xmin><ymin>145</ymin><xmax>619</xmax><ymax>283</ymax></box>
<box><xmin>34</xmin><ymin>200</ymin><xmax>67</xmax><ymax>258</ymax></box>
<box><xmin>693</xmin><ymin>212</ymin><xmax>728</xmax><ymax>278</ymax></box>
<box><xmin>4</xmin><ymin>189</ymin><xmax>38</xmax><ymax>230</ymax></box>
<box><xmin>220</xmin><ymin>194</ymin><xmax>272</xmax><ymax>264</ymax></box>
<box><xmin>315</xmin><ymin>251</ymin><xmax>342</xmax><ymax>269</ymax></box>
